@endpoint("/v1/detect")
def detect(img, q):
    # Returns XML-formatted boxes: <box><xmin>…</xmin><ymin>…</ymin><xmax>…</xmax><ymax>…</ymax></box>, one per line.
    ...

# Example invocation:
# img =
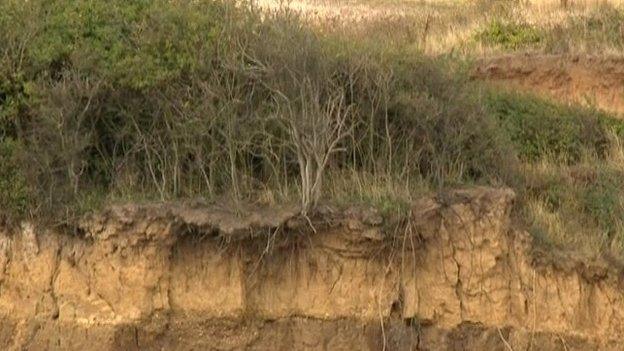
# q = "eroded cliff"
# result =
<box><xmin>0</xmin><ymin>187</ymin><xmax>622</xmax><ymax>350</ymax></box>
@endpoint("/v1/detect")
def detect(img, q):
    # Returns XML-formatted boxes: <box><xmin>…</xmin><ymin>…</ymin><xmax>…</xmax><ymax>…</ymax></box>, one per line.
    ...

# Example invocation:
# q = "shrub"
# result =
<box><xmin>0</xmin><ymin>0</ymin><xmax>514</xmax><ymax>219</ymax></box>
<box><xmin>477</xmin><ymin>20</ymin><xmax>543</xmax><ymax>49</ymax></box>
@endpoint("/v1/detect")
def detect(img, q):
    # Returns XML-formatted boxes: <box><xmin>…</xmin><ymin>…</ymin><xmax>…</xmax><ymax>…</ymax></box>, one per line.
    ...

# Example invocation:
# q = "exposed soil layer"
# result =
<box><xmin>1</xmin><ymin>187</ymin><xmax>623</xmax><ymax>350</ymax></box>
<box><xmin>474</xmin><ymin>54</ymin><xmax>624</xmax><ymax>116</ymax></box>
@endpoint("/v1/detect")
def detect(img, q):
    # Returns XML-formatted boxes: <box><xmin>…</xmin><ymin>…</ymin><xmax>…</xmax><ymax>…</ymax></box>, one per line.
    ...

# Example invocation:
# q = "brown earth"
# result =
<box><xmin>0</xmin><ymin>187</ymin><xmax>623</xmax><ymax>350</ymax></box>
<box><xmin>474</xmin><ymin>54</ymin><xmax>624</xmax><ymax>116</ymax></box>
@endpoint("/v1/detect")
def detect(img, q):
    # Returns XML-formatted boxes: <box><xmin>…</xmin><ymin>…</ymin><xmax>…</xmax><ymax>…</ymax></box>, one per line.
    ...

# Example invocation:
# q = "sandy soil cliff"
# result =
<box><xmin>0</xmin><ymin>187</ymin><xmax>622</xmax><ymax>350</ymax></box>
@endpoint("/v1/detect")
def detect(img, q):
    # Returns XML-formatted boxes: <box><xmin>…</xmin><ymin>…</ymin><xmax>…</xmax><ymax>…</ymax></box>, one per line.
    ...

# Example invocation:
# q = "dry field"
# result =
<box><xmin>257</xmin><ymin>0</ymin><xmax>624</xmax><ymax>56</ymax></box>
<box><xmin>260</xmin><ymin>0</ymin><xmax>624</xmax><ymax>113</ymax></box>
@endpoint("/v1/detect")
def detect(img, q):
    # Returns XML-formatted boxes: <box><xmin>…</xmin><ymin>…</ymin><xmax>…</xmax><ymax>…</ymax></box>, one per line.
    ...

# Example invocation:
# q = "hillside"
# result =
<box><xmin>1</xmin><ymin>0</ymin><xmax>624</xmax><ymax>350</ymax></box>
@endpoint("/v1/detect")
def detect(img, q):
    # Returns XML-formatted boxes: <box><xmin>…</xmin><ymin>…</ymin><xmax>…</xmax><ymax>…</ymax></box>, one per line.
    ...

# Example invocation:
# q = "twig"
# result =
<box><xmin>497</xmin><ymin>328</ymin><xmax>514</xmax><ymax>351</ymax></box>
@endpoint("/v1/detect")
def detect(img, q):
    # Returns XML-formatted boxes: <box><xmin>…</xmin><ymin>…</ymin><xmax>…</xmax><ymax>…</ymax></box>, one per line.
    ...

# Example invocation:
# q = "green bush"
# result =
<box><xmin>11</xmin><ymin>0</ymin><xmax>227</xmax><ymax>90</ymax></box>
<box><xmin>477</xmin><ymin>20</ymin><xmax>542</xmax><ymax>49</ymax></box>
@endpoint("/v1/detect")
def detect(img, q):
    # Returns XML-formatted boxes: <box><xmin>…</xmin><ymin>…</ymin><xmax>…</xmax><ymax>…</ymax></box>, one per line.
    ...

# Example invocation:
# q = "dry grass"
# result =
<box><xmin>257</xmin><ymin>0</ymin><xmax>624</xmax><ymax>56</ymax></box>
<box><xmin>521</xmin><ymin>139</ymin><xmax>624</xmax><ymax>257</ymax></box>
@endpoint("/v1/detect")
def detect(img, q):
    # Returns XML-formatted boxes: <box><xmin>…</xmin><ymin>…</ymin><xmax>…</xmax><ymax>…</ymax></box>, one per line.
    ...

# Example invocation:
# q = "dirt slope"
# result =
<box><xmin>0</xmin><ymin>187</ymin><xmax>623</xmax><ymax>350</ymax></box>
<box><xmin>475</xmin><ymin>54</ymin><xmax>624</xmax><ymax>116</ymax></box>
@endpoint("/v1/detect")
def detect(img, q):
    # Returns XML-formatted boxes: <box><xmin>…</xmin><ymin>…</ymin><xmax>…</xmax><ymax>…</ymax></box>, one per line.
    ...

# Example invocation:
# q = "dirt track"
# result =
<box><xmin>475</xmin><ymin>54</ymin><xmax>624</xmax><ymax>116</ymax></box>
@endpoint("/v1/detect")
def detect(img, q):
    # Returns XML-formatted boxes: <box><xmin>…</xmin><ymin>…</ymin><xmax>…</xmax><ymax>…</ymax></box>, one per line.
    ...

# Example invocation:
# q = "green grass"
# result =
<box><xmin>486</xmin><ymin>90</ymin><xmax>624</xmax><ymax>257</ymax></box>
<box><xmin>485</xmin><ymin>91</ymin><xmax>618</xmax><ymax>163</ymax></box>
<box><xmin>521</xmin><ymin>161</ymin><xmax>624</xmax><ymax>257</ymax></box>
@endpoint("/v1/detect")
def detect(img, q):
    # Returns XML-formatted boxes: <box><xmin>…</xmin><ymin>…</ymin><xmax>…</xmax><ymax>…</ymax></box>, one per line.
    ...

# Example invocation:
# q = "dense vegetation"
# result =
<box><xmin>0</xmin><ymin>0</ymin><xmax>623</xmax><ymax>258</ymax></box>
<box><xmin>0</xmin><ymin>0</ymin><xmax>510</xmax><ymax>218</ymax></box>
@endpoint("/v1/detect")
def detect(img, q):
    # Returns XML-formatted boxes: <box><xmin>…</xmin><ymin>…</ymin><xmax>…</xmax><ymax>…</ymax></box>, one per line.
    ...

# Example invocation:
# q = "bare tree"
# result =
<box><xmin>277</xmin><ymin>78</ymin><xmax>354</xmax><ymax>215</ymax></box>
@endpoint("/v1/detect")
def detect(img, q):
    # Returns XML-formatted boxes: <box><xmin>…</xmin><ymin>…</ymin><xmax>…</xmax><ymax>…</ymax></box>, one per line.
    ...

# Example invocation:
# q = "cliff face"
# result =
<box><xmin>0</xmin><ymin>187</ymin><xmax>622</xmax><ymax>350</ymax></box>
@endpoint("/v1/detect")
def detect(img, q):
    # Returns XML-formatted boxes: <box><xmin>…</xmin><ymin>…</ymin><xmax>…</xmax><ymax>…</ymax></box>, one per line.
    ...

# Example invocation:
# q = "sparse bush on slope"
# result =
<box><xmin>486</xmin><ymin>91</ymin><xmax>615</xmax><ymax>163</ymax></box>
